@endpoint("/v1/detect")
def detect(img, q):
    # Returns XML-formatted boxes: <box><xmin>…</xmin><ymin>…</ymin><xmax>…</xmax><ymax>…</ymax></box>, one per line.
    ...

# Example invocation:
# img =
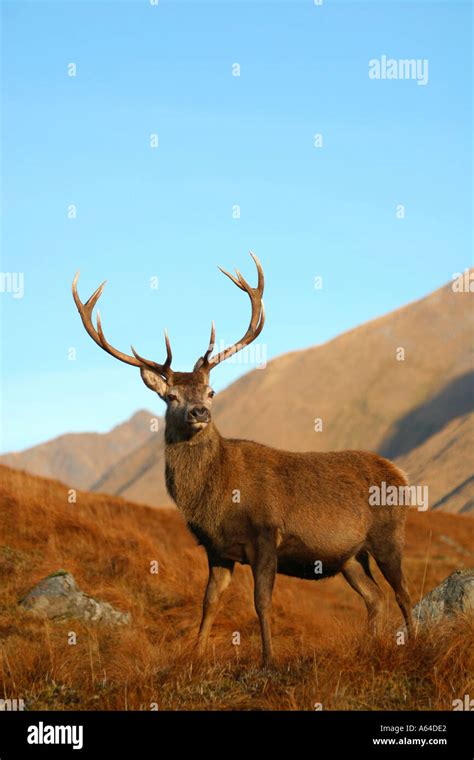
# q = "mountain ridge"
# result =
<box><xmin>2</xmin><ymin>274</ymin><xmax>472</xmax><ymax>513</ymax></box>
<box><xmin>0</xmin><ymin>409</ymin><xmax>157</xmax><ymax>490</ymax></box>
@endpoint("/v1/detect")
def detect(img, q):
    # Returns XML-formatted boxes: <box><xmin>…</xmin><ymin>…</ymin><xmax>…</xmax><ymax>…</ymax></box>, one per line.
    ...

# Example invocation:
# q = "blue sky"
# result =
<box><xmin>1</xmin><ymin>0</ymin><xmax>472</xmax><ymax>452</ymax></box>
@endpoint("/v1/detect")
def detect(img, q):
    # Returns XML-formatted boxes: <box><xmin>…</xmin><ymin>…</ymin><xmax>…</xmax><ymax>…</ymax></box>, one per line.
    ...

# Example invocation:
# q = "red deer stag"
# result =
<box><xmin>73</xmin><ymin>254</ymin><xmax>414</xmax><ymax>666</ymax></box>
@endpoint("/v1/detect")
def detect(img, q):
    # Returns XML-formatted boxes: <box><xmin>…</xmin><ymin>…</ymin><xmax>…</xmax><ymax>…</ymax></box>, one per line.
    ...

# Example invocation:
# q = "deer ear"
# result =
<box><xmin>140</xmin><ymin>367</ymin><xmax>168</xmax><ymax>398</ymax></box>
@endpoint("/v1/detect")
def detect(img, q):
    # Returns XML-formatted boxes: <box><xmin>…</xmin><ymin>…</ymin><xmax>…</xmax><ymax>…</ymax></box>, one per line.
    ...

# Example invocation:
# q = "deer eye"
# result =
<box><xmin>167</xmin><ymin>393</ymin><xmax>177</xmax><ymax>402</ymax></box>
<box><xmin>208</xmin><ymin>390</ymin><xmax>215</xmax><ymax>398</ymax></box>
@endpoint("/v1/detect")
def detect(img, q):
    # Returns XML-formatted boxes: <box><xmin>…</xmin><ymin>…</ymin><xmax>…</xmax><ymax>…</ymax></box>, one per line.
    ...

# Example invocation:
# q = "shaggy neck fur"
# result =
<box><xmin>164</xmin><ymin>422</ymin><xmax>226</xmax><ymax>532</ymax></box>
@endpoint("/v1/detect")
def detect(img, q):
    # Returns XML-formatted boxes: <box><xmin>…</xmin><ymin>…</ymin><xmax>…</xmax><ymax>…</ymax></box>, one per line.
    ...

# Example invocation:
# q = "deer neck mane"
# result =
<box><xmin>164</xmin><ymin>422</ymin><xmax>225</xmax><ymax>528</ymax></box>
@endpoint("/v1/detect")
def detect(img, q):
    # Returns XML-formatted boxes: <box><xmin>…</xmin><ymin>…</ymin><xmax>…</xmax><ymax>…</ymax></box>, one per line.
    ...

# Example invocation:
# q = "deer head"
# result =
<box><xmin>72</xmin><ymin>252</ymin><xmax>265</xmax><ymax>441</ymax></box>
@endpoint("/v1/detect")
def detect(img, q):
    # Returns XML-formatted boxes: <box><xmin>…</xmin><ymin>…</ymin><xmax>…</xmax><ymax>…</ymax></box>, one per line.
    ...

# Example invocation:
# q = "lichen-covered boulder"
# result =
<box><xmin>19</xmin><ymin>570</ymin><xmax>130</xmax><ymax>625</ymax></box>
<box><xmin>413</xmin><ymin>568</ymin><xmax>474</xmax><ymax>626</ymax></box>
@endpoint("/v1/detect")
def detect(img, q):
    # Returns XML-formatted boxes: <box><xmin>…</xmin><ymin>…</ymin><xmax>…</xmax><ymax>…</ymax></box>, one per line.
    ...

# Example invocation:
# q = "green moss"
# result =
<box><xmin>46</xmin><ymin>569</ymin><xmax>69</xmax><ymax>579</ymax></box>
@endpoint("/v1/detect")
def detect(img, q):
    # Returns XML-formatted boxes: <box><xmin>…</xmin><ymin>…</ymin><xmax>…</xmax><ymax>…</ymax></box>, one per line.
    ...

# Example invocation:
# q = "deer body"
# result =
<box><xmin>166</xmin><ymin>423</ymin><xmax>405</xmax><ymax>578</ymax></box>
<box><xmin>73</xmin><ymin>253</ymin><xmax>414</xmax><ymax>666</ymax></box>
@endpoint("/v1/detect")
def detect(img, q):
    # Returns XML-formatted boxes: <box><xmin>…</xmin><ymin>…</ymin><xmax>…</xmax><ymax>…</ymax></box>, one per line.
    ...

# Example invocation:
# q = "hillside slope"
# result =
<box><xmin>95</xmin><ymin>277</ymin><xmax>474</xmax><ymax>511</ymax></box>
<box><xmin>0</xmin><ymin>463</ymin><xmax>472</xmax><ymax>710</ymax></box>
<box><xmin>395</xmin><ymin>412</ymin><xmax>474</xmax><ymax>514</ymax></box>
<box><xmin>0</xmin><ymin>410</ymin><xmax>156</xmax><ymax>489</ymax></box>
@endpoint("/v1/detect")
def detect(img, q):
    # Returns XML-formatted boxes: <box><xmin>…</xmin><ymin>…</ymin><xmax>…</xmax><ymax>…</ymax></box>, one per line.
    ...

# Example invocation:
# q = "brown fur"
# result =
<box><xmin>163</xmin><ymin>413</ymin><xmax>414</xmax><ymax>665</ymax></box>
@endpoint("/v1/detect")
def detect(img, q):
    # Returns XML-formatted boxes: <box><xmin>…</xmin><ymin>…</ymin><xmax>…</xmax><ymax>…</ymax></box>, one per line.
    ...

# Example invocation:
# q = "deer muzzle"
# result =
<box><xmin>187</xmin><ymin>405</ymin><xmax>210</xmax><ymax>425</ymax></box>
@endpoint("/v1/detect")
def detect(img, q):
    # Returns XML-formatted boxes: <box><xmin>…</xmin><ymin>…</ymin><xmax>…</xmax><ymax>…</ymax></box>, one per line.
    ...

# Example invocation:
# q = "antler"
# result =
<box><xmin>72</xmin><ymin>272</ymin><xmax>173</xmax><ymax>379</ymax></box>
<box><xmin>194</xmin><ymin>252</ymin><xmax>265</xmax><ymax>373</ymax></box>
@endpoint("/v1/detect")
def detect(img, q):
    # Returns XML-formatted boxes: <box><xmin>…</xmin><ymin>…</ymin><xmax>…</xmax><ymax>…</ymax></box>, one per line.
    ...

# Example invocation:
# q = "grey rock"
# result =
<box><xmin>413</xmin><ymin>568</ymin><xmax>474</xmax><ymax>626</ymax></box>
<box><xmin>19</xmin><ymin>571</ymin><xmax>130</xmax><ymax>625</ymax></box>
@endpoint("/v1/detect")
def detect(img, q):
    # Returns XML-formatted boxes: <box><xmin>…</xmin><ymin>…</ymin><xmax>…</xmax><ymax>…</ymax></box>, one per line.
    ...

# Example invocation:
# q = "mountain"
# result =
<box><xmin>1</xmin><ymin>462</ymin><xmax>472</xmax><ymax>709</ymax></box>
<box><xmin>94</xmin><ymin>275</ymin><xmax>474</xmax><ymax>512</ymax></box>
<box><xmin>395</xmin><ymin>412</ymin><xmax>474</xmax><ymax>514</ymax></box>
<box><xmin>0</xmin><ymin>410</ymin><xmax>156</xmax><ymax>490</ymax></box>
<box><xmin>2</xmin><ymin>275</ymin><xmax>472</xmax><ymax>513</ymax></box>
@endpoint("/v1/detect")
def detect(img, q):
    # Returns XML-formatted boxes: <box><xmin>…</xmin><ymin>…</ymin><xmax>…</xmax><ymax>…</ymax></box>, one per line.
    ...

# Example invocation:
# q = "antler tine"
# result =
<box><xmin>72</xmin><ymin>272</ymin><xmax>109</xmax><ymax>348</ymax></box>
<box><xmin>193</xmin><ymin>321</ymin><xmax>215</xmax><ymax>372</ymax></box>
<box><xmin>131</xmin><ymin>329</ymin><xmax>173</xmax><ymax>376</ymax></box>
<box><xmin>204</xmin><ymin>321</ymin><xmax>216</xmax><ymax>359</ymax></box>
<box><xmin>250</xmin><ymin>250</ymin><xmax>264</xmax><ymax>291</ymax></box>
<box><xmin>163</xmin><ymin>329</ymin><xmax>173</xmax><ymax>367</ymax></box>
<box><xmin>85</xmin><ymin>281</ymin><xmax>107</xmax><ymax>312</ymax></box>
<box><xmin>72</xmin><ymin>271</ymin><xmax>173</xmax><ymax>376</ymax></box>
<box><xmin>218</xmin><ymin>266</ymin><xmax>245</xmax><ymax>291</ymax></box>
<box><xmin>197</xmin><ymin>252</ymin><xmax>265</xmax><ymax>372</ymax></box>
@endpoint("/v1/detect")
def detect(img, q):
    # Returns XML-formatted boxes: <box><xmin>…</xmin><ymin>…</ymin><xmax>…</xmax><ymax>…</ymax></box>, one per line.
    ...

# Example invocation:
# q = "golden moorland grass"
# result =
<box><xmin>0</xmin><ymin>464</ymin><xmax>472</xmax><ymax>711</ymax></box>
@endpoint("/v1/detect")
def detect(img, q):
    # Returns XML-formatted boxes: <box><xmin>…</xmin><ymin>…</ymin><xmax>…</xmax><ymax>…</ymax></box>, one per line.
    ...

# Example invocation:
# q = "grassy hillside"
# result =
<box><xmin>0</xmin><ymin>464</ymin><xmax>472</xmax><ymax>711</ymax></box>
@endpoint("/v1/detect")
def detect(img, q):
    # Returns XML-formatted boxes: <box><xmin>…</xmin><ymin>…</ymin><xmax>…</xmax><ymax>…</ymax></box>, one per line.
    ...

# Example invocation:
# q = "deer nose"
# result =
<box><xmin>189</xmin><ymin>405</ymin><xmax>209</xmax><ymax>422</ymax></box>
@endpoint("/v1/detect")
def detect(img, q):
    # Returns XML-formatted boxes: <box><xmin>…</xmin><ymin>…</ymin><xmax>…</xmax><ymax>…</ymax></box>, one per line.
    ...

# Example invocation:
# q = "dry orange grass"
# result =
<box><xmin>0</xmin><ymin>464</ymin><xmax>473</xmax><ymax>711</ymax></box>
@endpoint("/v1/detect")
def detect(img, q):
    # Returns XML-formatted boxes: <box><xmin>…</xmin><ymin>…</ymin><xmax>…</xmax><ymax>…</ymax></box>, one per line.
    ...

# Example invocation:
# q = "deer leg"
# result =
<box><xmin>342</xmin><ymin>554</ymin><xmax>384</xmax><ymax>635</ymax></box>
<box><xmin>251</xmin><ymin>531</ymin><xmax>278</xmax><ymax>667</ymax></box>
<box><xmin>373</xmin><ymin>551</ymin><xmax>414</xmax><ymax>639</ymax></box>
<box><xmin>195</xmin><ymin>554</ymin><xmax>234</xmax><ymax>656</ymax></box>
